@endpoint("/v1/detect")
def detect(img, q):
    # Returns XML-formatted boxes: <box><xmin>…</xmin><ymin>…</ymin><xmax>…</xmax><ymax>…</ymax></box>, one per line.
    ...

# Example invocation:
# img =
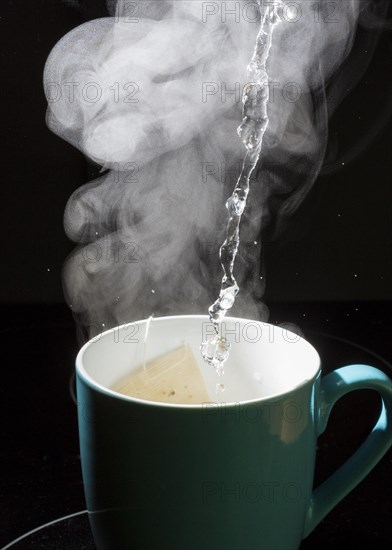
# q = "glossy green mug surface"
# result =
<box><xmin>76</xmin><ymin>315</ymin><xmax>392</xmax><ymax>550</ymax></box>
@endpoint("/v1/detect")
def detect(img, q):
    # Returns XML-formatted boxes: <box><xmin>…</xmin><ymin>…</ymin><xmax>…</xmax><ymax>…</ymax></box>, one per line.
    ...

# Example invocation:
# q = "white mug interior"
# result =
<box><xmin>76</xmin><ymin>315</ymin><xmax>321</xmax><ymax>406</ymax></box>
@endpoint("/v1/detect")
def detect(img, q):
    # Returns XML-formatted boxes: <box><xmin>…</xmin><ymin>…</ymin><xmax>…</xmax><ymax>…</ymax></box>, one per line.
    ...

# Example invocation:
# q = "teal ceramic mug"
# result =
<box><xmin>76</xmin><ymin>315</ymin><xmax>392</xmax><ymax>550</ymax></box>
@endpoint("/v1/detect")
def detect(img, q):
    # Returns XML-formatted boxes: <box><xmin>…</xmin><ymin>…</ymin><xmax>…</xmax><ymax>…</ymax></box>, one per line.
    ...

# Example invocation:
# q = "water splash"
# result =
<box><xmin>201</xmin><ymin>333</ymin><xmax>231</xmax><ymax>370</ymax></box>
<box><xmin>201</xmin><ymin>0</ymin><xmax>283</xmax><ymax>370</ymax></box>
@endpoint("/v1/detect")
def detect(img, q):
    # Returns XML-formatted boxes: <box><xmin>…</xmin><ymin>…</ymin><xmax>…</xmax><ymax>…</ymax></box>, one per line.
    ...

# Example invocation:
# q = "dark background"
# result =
<box><xmin>1</xmin><ymin>1</ymin><xmax>391</xmax><ymax>549</ymax></box>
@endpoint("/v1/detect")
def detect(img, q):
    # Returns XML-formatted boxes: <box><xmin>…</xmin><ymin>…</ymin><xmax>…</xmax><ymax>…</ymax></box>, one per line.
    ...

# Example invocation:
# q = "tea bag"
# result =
<box><xmin>113</xmin><ymin>345</ymin><xmax>209</xmax><ymax>404</ymax></box>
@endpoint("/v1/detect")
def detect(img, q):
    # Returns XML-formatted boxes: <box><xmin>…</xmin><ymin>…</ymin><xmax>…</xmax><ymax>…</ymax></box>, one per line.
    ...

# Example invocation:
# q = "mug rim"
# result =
<box><xmin>76</xmin><ymin>314</ymin><xmax>322</xmax><ymax>409</ymax></box>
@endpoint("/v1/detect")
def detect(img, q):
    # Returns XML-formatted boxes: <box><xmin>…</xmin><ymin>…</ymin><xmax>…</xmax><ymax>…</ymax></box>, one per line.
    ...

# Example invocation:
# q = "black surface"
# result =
<box><xmin>1</xmin><ymin>302</ymin><xmax>392</xmax><ymax>549</ymax></box>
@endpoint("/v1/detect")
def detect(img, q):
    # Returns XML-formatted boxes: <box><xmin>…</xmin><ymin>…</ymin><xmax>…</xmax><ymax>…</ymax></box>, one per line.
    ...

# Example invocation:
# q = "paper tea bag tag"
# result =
<box><xmin>113</xmin><ymin>345</ymin><xmax>209</xmax><ymax>404</ymax></box>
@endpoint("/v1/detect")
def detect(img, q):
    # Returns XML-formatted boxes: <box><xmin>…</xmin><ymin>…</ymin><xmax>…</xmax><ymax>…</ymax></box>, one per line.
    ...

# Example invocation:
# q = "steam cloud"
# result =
<box><xmin>44</xmin><ymin>0</ymin><xmax>387</xmax><ymax>337</ymax></box>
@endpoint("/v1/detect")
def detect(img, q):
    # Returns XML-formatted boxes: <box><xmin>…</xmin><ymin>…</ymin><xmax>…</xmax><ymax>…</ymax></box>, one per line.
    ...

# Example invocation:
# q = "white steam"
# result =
<box><xmin>44</xmin><ymin>1</ymin><xmax>375</xmax><ymax>336</ymax></box>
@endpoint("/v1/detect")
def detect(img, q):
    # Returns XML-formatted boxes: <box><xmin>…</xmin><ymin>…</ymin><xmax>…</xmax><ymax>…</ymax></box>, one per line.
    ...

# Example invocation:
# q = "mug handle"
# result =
<box><xmin>303</xmin><ymin>364</ymin><xmax>392</xmax><ymax>538</ymax></box>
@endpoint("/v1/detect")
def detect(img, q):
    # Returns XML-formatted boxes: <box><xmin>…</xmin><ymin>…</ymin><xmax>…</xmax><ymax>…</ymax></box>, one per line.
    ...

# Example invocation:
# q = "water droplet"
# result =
<box><xmin>216</xmin><ymin>365</ymin><xmax>224</xmax><ymax>377</ymax></box>
<box><xmin>200</xmin><ymin>336</ymin><xmax>230</xmax><ymax>371</ymax></box>
<box><xmin>285</xmin><ymin>5</ymin><xmax>298</xmax><ymax>21</ymax></box>
<box><xmin>102</xmin><ymin>323</ymin><xmax>105</xmax><ymax>327</ymax></box>
<box><xmin>151</xmin><ymin>289</ymin><xmax>155</xmax><ymax>294</ymax></box>
<box><xmin>219</xmin><ymin>291</ymin><xmax>235</xmax><ymax>310</ymax></box>
<box><xmin>216</xmin><ymin>383</ymin><xmax>225</xmax><ymax>393</ymax></box>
